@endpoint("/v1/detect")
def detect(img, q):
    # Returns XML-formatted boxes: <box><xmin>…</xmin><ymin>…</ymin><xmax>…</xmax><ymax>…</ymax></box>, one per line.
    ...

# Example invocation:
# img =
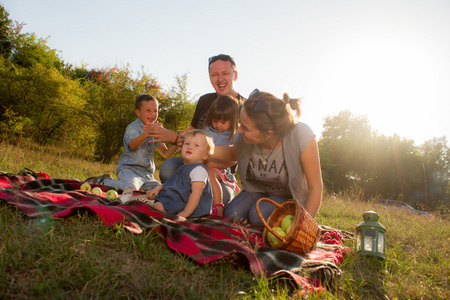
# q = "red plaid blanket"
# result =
<box><xmin>0</xmin><ymin>170</ymin><xmax>352</xmax><ymax>295</ymax></box>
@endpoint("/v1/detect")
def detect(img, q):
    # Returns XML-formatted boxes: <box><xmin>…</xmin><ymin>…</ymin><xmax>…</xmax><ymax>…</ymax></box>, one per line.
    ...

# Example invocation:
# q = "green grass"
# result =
<box><xmin>1</xmin><ymin>140</ymin><xmax>449</xmax><ymax>299</ymax></box>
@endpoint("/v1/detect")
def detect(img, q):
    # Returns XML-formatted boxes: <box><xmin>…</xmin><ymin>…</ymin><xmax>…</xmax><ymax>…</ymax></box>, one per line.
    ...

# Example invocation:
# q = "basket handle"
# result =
<box><xmin>256</xmin><ymin>198</ymin><xmax>287</xmax><ymax>244</ymax></box>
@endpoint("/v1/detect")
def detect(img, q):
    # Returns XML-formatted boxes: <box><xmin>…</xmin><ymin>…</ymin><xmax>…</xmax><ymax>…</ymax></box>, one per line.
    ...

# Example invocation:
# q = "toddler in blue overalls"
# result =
<box><xmin>139</xmin><ymin>129</ymin><xmax>214</xmax><ymax>219</ymax></box>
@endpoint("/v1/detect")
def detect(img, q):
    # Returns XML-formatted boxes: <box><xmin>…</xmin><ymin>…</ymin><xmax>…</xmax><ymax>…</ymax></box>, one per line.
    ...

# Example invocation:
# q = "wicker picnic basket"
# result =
<box><xmin>256</xmin><ymin>198</ymin><xmax>321</xmax><ymax>254</ymax></box>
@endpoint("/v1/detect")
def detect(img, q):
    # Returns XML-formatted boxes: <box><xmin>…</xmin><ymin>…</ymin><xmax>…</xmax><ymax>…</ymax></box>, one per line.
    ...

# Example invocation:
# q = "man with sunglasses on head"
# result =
<box><xmin>154</xmin><ymin>54</ymin><xmax>245</xmax><ymax>207</ymax></box>
<box><xmin>190</xmin><ymin>54</ymin><xmax>245</xmax><ymax>130</ymax></box>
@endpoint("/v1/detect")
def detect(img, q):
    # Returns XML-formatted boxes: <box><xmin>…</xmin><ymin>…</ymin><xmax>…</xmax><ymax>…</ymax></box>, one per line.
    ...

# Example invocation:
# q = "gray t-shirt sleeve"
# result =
<box><xmin>281</xmin><ymin>122</ymin><xmax>315</xmax><ymax>164</ymax></box>
<box><xmin>293</xmin><ymin>122</ymin><xmax>315</xmax><ymax>153</ymax></box>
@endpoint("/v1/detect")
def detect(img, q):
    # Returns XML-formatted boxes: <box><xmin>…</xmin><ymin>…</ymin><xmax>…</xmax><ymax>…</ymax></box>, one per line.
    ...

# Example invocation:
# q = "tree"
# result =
<box><xmin>363</xmin><ymin>134</ymin><xmax>422</xmax><ymax>201</ymax></box>
<box><xmin>319</xmin><ymin>112</ymin><xmax>416</xmax><ymax>200</ymax></box>
<box><xmin>162</xmin><ymin>73</ymin><xmax>195</xmax><ymax>133</ymax></box>
<box><xmin>0</xmin><ymin>5</ymin><xmax>13</xmax><ymax>58</ymax></box>
<box><xmin>0</xmin><ymin>59</ymin><xmax>88</xmax><ymax>145</ymax></box>
<box><xmin>0</xmin><ymin>5</ymin><xmax>77</xmax><ymax>147</ymax></box>
<box><xmin>419</xmin><ymin>137</ymin><xmax>450</xmax><ymax>212</ymax></box>
<box><xmin>10</xmin><ymin>31</ymin><xmax>64</xmax><ymax>69</ymax></box>
<box><xmin>319</xmin><ymin>110</ymin><xmax>373</xmax><ymax>192</ymax></box>
<box><xmin>0</xmin><ymin>7</ymin><xmax>64</xmax><ymax>70</ymax></box>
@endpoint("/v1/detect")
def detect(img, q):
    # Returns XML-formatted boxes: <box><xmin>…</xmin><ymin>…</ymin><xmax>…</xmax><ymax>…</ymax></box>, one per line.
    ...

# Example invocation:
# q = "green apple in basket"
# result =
<box><xmin>267</xmin><ymin>226</ymin><xmax>286</xmax><ymax>247</ymax></box>
<box><xmin>285</xmin><ymin>223</ymin><xmax>294</xmax><ymax>235</ymax></box>
<box><xmin>281</xmin><ymin>214</ymin><xmax>295</xmax><ymax>233</ymax></box>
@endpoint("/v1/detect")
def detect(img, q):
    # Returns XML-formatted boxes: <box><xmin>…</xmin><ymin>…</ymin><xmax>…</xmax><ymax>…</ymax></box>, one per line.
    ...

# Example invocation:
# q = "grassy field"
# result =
<box><xmin>1</xmin><ymin>140</ymin><xmax>449</xmax><ymax>299</ymax></box>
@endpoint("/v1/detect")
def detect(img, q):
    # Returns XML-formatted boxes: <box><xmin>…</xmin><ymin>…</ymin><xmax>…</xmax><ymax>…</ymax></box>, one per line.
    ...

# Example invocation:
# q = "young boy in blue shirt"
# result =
<box><xmin>86</xmin><ymin>94</ymin><xmax>178</xmax><ymax>191</ymax></box>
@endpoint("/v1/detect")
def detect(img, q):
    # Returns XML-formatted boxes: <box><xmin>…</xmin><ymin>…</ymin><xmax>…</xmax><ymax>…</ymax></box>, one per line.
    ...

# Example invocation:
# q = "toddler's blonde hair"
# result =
<box><xmin>184</xmin><ymin>129</ymin><xmax>215</xmax><ymax>164</ymax></box>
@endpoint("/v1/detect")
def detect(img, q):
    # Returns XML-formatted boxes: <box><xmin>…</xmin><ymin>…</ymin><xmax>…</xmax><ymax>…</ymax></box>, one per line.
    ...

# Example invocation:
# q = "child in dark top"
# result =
<box><xmin>203</xmin><ymin>95</ymin><xmax>241</xmax><ymax>216</ymax></box>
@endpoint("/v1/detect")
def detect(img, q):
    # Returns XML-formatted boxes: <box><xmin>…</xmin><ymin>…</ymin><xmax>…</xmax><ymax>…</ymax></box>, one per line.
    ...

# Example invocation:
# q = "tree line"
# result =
<box><xmin>320</xmin><ymin>111</ymin><xmax>449</xmax><ymax>213</ymax></box>
<box><xmin>0</xmin><ymin>5</ymin><xmax>194</xmax><ymax>163</ymax></box>
<box><xmin>1</xmin><ymin>5</ymin><xmax>448</xmax><ymax>213</ymax></box>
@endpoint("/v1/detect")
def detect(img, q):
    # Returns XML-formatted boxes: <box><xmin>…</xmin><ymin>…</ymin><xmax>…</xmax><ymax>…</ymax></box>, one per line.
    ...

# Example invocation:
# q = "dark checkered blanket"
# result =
<box><xmin>0</xmin><ymin>170</ymin><xmax>352</xmax><ymax>295</ymax></box>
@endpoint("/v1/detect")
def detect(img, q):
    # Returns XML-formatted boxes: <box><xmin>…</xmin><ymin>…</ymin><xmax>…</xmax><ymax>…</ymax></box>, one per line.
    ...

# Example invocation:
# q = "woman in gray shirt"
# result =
<box><xmin>212</xmin><ymin>89</ymin><xmax>323</xmax><ymax>225</ymax></box>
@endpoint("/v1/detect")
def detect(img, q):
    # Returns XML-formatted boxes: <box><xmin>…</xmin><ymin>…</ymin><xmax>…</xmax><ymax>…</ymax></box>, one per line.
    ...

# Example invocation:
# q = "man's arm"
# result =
<box><xmin>147</xmin><ymin>127</ymin><xmax>179</xmax><ymax>144</ymax></box>
<box><xmin>156</xmin><ymin>143</ymin><xmax>179</xmax><ymax>159</ymax></box>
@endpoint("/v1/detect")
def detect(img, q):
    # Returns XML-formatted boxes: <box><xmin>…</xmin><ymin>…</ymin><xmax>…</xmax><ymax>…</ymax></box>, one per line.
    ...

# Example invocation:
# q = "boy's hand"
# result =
<box><xmin>143</xmin><ymin>121</ymin><xmax>163</xmax><ymax>133</ymax></box>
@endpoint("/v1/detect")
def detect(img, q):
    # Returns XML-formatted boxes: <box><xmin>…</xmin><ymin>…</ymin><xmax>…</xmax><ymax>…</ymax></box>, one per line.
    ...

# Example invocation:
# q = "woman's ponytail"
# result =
<box><xmin>283</xmin><ymin>92</ymin><xmax>301</xmax><ymax>118</ymax></box>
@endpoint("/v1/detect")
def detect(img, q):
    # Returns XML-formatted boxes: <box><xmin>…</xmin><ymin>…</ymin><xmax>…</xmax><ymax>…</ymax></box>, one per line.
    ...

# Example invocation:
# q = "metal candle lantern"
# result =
<box><xmin>355</xmin><ymin>211</ymin><xmax>386</xmax><ymax>259</ymax></box>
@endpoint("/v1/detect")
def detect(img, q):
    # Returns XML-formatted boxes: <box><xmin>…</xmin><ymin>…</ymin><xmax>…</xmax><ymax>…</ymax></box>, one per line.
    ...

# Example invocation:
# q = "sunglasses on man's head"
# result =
<box><xmin>208</xmin><ymin>54</ymin><xmax>232</xmax><ymax>65</ymax></box>
<box><xmin>248</xmin><ymin>89</ymin><xmax>277</xmax><ymax>132</ymax></box>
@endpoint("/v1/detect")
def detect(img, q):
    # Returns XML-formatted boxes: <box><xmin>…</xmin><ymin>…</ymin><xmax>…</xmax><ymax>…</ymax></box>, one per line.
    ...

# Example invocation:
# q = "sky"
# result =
<box><xmin>3</xmin><ymin>0</ymin><xmax>450</xmax><ymax>145</ymax></box>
